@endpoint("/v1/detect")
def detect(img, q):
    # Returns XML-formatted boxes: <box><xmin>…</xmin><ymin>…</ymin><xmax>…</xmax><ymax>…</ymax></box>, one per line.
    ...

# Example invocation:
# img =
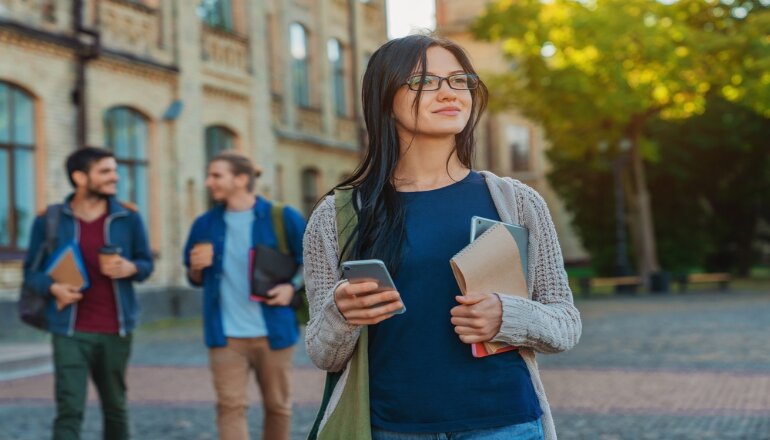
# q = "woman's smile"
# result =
<box><xmin>433</xmin><ymin>105</ymin><xmax>462</xmax><ymax>116</ymax></box>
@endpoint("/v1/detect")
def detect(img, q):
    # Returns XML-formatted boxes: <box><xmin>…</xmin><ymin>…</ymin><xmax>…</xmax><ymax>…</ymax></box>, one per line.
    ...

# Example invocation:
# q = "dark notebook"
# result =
<box><xmin>249</xmin><ymin>245</ymin><xmax>298</xmax><ymax>301</ymax></box>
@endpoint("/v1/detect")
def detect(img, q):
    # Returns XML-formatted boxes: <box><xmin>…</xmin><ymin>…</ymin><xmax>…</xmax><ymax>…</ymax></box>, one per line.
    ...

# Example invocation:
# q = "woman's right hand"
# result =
<box><xmin>334</xmin><ymin>281</ymin><xmax>404</xmax><ymax>325</ymax></box>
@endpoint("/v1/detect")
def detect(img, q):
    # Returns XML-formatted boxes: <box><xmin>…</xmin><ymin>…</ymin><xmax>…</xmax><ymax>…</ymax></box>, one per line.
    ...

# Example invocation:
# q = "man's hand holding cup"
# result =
<box><xmin>190</xmin><ymin>241</ymin><xmax>214</xmax><ymax>272</ymax></box>
<box><xmin>99</xmin><ymin>246</ymin><xmax>137</xmax><ymax>279</ymax></box>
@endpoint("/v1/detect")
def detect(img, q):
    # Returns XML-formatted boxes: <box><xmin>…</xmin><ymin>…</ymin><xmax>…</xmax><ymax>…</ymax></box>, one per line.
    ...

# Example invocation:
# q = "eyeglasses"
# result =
<box><xmin>404</xmin><ymin>73</ymin><xmax>479</xmax><ymax>91</ymax></box>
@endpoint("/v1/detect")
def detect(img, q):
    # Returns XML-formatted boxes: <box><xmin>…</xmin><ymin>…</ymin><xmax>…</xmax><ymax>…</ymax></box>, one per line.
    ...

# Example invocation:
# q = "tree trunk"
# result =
<box><xmin>627</xmin><ymin>119</ymin><xmax>661</xmax><ymax>282</ymax></box>
<box><xmin>622</xmin><ymin>168</ymin><xmax>641</xmax><ymax>274</ymax></box>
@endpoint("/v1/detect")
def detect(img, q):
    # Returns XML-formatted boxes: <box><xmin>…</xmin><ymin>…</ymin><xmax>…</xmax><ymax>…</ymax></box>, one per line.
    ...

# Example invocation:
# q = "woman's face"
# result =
<box><xmin>392</xmin><ymin>46</ymin><xmax>473</xmax><ymax>142</ymax></box>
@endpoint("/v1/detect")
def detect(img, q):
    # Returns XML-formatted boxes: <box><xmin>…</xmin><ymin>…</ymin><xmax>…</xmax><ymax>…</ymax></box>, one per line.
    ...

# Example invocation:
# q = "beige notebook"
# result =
<box><xmin>450</xmin><ymin>223</ymin><xmax>528</xmax><ymax>356</ymax></box>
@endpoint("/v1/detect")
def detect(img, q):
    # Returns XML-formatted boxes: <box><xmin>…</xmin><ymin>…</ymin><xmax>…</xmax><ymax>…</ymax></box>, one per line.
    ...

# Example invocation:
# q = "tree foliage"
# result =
<box><xmin>474</xmin><ymin>0</ymin><xmax>770</xmax><ymax>275</ymax></box>
<box><xmin>647</xmin><ymin>95</ymin><xmax>770</xmax><ymax>275</ymax></box>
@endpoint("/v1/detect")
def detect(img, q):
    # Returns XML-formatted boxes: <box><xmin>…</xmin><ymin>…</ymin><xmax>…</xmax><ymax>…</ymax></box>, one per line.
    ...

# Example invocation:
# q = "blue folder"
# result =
<box><xmin>45</xmin><ymin>242</ymin><xmax>90</xmax><ymax>291</ymax></box>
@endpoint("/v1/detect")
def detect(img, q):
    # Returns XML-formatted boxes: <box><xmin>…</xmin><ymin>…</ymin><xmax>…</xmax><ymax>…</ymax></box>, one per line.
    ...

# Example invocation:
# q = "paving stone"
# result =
<box><xmin>1</xmin><ymin>290</ymin><xmax>769</xmax><ymax>439</ymax></box>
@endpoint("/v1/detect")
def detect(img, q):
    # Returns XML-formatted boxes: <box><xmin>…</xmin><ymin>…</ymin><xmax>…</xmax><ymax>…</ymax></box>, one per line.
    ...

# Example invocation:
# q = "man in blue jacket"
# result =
<box><xmin>183</xmin><ymin>151</ymin><xmax>306</xmax><ymax>440</ymax></box>
<box><xmin>22</xmin><ymin>147</ymin><xmax>154</xmax><ymax>440</ymax></box>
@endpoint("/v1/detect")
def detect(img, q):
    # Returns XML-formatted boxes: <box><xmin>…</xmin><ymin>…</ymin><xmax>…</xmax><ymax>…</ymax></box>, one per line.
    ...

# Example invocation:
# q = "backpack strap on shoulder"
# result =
<box><xmin>334</xmin><ymin>188</ymin><xmax>357</xmax><ymax>261</ymax></box>
<box><xmin>307</xmin><ymin>187</ymin><xmax>371</xmax><ymax>440</ymax></box>
<box><xmin>270</xmin><ymin>202</ymin><xmax>289</xmax><ymax>255</ymax></box>
<box><xmin>44</xmin><ymin>204</ymin><xmax>63</xmax><ymax>253</ymax></box>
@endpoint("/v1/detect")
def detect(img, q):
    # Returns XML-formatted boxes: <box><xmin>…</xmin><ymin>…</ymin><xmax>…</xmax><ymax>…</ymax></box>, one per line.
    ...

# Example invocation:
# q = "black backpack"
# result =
<box><xmin>18</xmin><ymin>204</ymin><xmax>63</xmax><ymax>330</ymax></box>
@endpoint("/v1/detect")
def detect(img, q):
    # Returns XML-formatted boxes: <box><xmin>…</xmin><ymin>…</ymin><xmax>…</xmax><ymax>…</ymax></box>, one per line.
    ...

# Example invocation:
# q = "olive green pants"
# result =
<box><xmin>52</xmin><ymin>332</ymin><xmax>132</xmax><ymax>440</ymax></box>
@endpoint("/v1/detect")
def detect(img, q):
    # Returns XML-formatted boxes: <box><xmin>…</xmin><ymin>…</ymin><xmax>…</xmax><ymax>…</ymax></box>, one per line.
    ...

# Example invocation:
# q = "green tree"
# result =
<box><xmin>647</xmin><ymin>95</ymin><xmax>770</xmax><ymax>276</ymax></box>
<box><xmin>474</xmin><ymin>0</ymin><xmax>770</xmax><ymax>280</ymax></box>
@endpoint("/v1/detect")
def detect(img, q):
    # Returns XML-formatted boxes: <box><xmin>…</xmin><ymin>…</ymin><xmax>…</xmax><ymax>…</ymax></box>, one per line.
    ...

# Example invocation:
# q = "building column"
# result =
<box><xmin>279</xmin><ymin>0</ymin><xmax>297</xmax><ymax>129</ymax></box>
<box><xmin>318</xmin><ymin>0</ymin><xmax>334</xmax><ymax>136</ymax></box>
<box><xmin>172</xmin><ymin>0</ymin><xmax>205</xmax><ymax>283</ymax></box>
<box><xmin>247</xmin><ymin>0</ymin><xmax>279</xmax><ymax>198</ymax></box>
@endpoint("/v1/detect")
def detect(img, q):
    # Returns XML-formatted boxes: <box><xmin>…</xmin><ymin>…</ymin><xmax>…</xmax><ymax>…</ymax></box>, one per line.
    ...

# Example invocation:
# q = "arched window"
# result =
<box><xmin>204</xmin><ymin>125</ymin><xmax>235</xmax><ymax>164</ymax></box>
<box><xmin>0</xmin><ymin>82</ymin><xmax>36</xmax><ymax>250</ymax></box>
<box><xmin>301</xmin><ymin>168</ymin><xmax>320</xmax><ymax>217</ymax></box>
<box><xmin>327</xmin><ymin>39</ymin><xmax>346</xmax><ymax>116</ymax></box>
<box><xmin>199</xmin><ymin>0</ymin><xmax>234</xmax><ymax>31</ymax></box>
<box><xmin>104</xmin><ymin>107</ymin><xmax>149</xmax><ymax>216</ymax></box>
<box><xmin>290</xmin><ymin>23</ymin><xmax>310</xmax><ymax>107</ymax></box>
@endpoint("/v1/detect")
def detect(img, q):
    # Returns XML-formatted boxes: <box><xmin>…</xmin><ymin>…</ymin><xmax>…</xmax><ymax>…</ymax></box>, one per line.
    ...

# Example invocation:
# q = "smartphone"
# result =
<box><xmin>341</xmin><ymin>259</ymin><xmax>406</xmax><ymax>314</ymax></box>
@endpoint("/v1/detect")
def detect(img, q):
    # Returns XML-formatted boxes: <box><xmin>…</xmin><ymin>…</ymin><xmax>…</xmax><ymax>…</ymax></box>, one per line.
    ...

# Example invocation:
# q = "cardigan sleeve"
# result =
<box><xmin>491</xmin><ymin>182</ymin><xmax>582</xmax><ymax>354</ymax></box>
<box><xmin>303</xmin><ymin>195</ymin><xmax>362</xmax><ymax>372</ymax></box>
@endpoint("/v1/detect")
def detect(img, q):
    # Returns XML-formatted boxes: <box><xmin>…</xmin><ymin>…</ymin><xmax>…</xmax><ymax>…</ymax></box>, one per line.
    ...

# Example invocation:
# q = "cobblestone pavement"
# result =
<box><xmin>1</xmin><ymin>290</ymin><xmax>769</xmax><ymax>439</ymax></box>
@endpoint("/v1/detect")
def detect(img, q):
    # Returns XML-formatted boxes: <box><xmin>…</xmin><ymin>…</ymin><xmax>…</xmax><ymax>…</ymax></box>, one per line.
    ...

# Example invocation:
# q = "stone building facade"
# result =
<box><xmin>436</xmin><ymin>0</ymin><xmax>587</xmax><ymax>263</ymax></box>
<box><xmin>0</xmin><ymin>0</ymin><xmax>387</xmax><ymax>301</ymax></box>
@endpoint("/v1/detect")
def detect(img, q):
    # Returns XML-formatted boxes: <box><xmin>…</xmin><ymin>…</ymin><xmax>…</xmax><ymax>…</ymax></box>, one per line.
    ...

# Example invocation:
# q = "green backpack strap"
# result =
<box><xmin>334</xmin><ymin>188</ymin><xmax>357</xmax><ymax>261</ymax></box>
<box><xmin>271</xmin><ymin>201</ymin><xmax>311</xmax><ymax>324</ymax></box>
<box><xmin>270</xmin><ymin>202</ymin><xmax>289</xmax><ymax>254</ymax></box>
<box><xmin>308</xmin><ymin>188</ymin><xmax>372</xmax><ymax>440</ymax></box>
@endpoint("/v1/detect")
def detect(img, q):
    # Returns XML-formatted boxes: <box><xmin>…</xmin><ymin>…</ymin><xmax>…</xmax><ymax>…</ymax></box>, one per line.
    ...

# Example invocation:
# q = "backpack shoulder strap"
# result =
<box><xmin>334</xmin><ymin>188</ymin><xmax>357</xmax><ymax>261</ymax></box>
<box><xmin>307</xmin><ymin>188</ymin><xmax>368</xmax><ymax>440</ymax></box>
<box><xmin>44</xmin><ymin>204</ymin><xmax>63</xmax><ymax>252</ymax></box>
<box><xmin>28</xmin><ymin>204</ymin><xmax>63</xmax><ymax>271</ymax></box>
<box><xmin>270</xmin><ymin>201</ymin><xmax>289</xmax><ymax>255</ymax></box>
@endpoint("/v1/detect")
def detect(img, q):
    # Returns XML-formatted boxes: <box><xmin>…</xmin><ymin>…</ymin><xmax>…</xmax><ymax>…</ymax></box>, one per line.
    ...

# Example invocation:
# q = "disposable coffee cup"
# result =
<box><xmin>99</xmin><ymin>245</ymin><xmax>122</xmax><ymax>274</ymax></box>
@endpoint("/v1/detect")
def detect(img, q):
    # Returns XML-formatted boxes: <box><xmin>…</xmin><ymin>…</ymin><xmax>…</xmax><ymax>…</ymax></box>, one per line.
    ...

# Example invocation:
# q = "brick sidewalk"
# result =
<box><xmin>1</xmin><ymin>290</ymin><xmax>769</xmax><ymax>439</ymax></box>
<box><xmin>3</xmin><ymin>366</ymin><xmax>770</xmax><ymax>416</ymax></box>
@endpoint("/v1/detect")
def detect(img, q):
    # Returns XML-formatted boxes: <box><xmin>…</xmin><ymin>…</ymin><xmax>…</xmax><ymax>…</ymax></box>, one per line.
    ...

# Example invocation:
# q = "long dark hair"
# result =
<box><xmin>334</xmin><ymin>34</ymin><xmax>488</xmax><ymax>274</ymax></box>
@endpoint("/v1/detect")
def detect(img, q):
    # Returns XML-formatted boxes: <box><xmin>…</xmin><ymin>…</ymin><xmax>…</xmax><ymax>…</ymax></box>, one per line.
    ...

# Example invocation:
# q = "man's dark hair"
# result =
<box><xmin>65</xmin><ymin>147</ymin><xmax>115</xmax><ymax>187</ymax></box>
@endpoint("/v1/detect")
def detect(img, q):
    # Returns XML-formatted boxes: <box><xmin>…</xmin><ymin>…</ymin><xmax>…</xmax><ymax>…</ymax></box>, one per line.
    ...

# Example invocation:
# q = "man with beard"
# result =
<box><xmin>22</xmin><ymin>147</ymin><xmax>154</xmax><ymax>440</ymax></box>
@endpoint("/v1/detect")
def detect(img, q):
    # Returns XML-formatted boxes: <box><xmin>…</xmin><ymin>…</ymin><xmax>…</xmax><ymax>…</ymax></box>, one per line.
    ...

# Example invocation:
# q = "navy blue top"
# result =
<box><xmin>368</xmin><ymin>171</ymin><xmax>542</xmax><ymax>432</ymax></box>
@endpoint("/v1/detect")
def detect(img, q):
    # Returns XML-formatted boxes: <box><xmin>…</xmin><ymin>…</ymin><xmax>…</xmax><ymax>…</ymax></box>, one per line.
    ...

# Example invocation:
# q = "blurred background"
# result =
<box><xmin>0</xmin><ymin>1</ymin><xmax>768</xmax><ymax>439</ymax></box>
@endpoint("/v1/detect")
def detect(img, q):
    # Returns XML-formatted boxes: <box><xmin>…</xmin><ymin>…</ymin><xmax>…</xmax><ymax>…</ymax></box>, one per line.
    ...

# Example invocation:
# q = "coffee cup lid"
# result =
<box><xmin>99</xmin><ymin>245</ymin><xmax>122</xmax><ymax>254</ymax></box>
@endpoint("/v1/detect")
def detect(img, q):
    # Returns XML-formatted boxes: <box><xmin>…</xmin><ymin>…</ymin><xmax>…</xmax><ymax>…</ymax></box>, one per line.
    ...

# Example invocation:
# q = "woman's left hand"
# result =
<box><xmin>450</xmin><ymin>293</ymin><xmax>503</xmax><ymax>344</ymax></box>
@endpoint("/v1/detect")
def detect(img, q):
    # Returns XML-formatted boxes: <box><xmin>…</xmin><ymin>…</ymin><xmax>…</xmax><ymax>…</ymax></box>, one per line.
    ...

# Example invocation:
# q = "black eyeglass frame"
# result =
<box><xmin>403</xmin><ymin>73</ymin><xmax>480</xmax><ymax>91</ymax></box>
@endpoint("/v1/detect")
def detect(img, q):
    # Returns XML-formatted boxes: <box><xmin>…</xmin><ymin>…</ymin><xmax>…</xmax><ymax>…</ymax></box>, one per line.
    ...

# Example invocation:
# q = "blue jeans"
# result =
<box><xmin>371</xmin><ymin>418</ymin><xmax>544</xmax><ymax>440</ymax></box>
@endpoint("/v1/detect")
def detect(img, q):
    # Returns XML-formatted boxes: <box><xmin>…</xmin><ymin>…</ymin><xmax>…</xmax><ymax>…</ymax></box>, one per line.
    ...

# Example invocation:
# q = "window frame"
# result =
<box><xmin>290</xmin><ymin>22</ymin><xmax>311</xmax><ymax>108</ymax></box>
<box><xmin>204</xmin><ymin>125</ymin><xmax>236</xmax><ymax>165</ymax></box>
<box><xmin>103</xmin><ymin>106</ymin><xmax>150</xmax><ymax>217</ymax></box>
<box><xmin>199</xmin><ymin>0</ymin><xmax>235</xmax><ymax>32</ymax></box>
<box><xmin>328</xmin><ymin>38</ymin><xmax>347</xmax><ymax>117</ymax></box>
<box><xmin>506</xmin><ymin>124</ymin><xmax>532</xmax><ymax>173</ymax></box>
<box><xmin>300</xmin><ymin>167</ymin><xmax>320</xmax><ymax>217</ymax></box>
<box><xmin>0</xmin><ymin>81</ymin><xmax>37</xmax><ymax>254</ymax></box>
<box><xmin>204</xmin><ymin>125</ymin><xmax>237</xmax><ymax>208</ymax></box>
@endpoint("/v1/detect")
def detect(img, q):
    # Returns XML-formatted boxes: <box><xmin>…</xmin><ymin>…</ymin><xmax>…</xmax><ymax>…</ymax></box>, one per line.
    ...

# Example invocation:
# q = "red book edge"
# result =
<box><xmin>471</xmin><ymin>343</ymin><xmax>517</xmax><ymax>358</ymax></box>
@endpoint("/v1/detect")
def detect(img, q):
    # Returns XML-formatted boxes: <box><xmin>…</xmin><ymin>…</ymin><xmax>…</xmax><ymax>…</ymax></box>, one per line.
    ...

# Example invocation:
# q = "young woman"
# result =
<box><xmin>303</xmin><ymin>34</ymin><xmax>581</xmax><ymax>440</ymax></box>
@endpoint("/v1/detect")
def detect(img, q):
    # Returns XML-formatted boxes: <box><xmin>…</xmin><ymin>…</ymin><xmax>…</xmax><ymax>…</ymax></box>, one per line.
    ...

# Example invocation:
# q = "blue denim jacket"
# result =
<box><xmin>183</xmin><ymin>198</ymin><xmax>306</xmax><ymax>349</ymax></box>
<box><xmin>22</xmin><ymin>195</ymin><xmax>155</xmax><ymax>336</ymax></box>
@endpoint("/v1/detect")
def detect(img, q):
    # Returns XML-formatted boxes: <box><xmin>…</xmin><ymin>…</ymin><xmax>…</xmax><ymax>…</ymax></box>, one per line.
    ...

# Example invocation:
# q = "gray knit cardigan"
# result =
<box><xmin>302</xmin><ymin>170</ymin><xmax>582</xmax><ymax>440</ymax></box>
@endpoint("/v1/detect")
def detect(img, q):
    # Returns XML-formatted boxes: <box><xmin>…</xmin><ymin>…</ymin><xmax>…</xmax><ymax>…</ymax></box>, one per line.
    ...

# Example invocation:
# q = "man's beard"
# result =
<box><xmin>85</xmin><ymin>183</ymin><xmax>113</xmax><ymax>199</ymax></box>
